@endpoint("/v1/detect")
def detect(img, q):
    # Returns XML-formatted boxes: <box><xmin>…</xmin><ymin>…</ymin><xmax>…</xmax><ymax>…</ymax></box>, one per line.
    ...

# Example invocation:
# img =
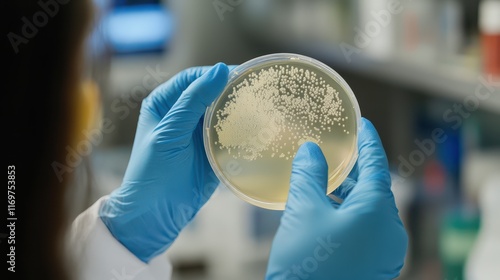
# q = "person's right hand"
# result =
<box><xmin>266</xmin><ymin>118</ymin><xmax>408</xmax><ymax>280</ymax></box>
<box><xmin>99</xmin><ymin>63</ymin><xmax>229</xmax><ymax>263</ymax></box>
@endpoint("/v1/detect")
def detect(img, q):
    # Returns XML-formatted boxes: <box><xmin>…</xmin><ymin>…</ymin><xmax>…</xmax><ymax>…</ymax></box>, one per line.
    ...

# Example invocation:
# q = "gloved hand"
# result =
<box><xmin>100</xmin><ymin>63</ymin><xmax>229</xmax><ymax>263</ymax></box>
<box><xmin>266</xmin><ymin>118</ymin><xmax>408</xmax><ymax>280</ymax></box>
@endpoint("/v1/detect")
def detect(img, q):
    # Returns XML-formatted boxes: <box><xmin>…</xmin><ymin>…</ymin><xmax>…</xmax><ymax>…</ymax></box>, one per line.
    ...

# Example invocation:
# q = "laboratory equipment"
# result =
<box><xmin>479</xmin><ymin>0</ymin><xmax>500</xmax><ymax>77</ymax></box>
<box><xmin>204</xmin><ymin>53</ymin><xmax>361</xmax><ymax>210</ymax></box>
<box><xmin>465</xmin><ymin>174</ymin><xmax>500</xmax><ymax>280</ymax></box>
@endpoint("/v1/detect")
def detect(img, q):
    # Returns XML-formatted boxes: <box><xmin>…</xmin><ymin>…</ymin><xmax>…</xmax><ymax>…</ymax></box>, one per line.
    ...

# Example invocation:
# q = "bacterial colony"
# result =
<box><xmin>206</xmin><ymin>62</ymin><xmax>357</xmax><ymax>208</ymax></box>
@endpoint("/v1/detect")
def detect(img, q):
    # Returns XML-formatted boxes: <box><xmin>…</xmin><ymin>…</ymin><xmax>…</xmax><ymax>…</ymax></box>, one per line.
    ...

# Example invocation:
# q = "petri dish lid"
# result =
<box><xmin>204</xmin><ymin>53</ymin><xmax>361</xmax><ymax>210</ymax></box>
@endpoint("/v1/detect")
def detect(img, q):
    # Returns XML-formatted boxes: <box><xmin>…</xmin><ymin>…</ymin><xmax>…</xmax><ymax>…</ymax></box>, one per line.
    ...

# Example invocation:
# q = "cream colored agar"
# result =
<box><xmin>214</xmin><ymin>65</ymin><xmax>348</xmax><ymax>161</ymax></box>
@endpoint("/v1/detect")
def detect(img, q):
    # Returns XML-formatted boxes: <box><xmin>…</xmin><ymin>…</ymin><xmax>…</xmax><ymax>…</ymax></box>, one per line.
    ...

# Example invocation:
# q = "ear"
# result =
<box><xmin>71</xmin><ymin>79</ymin><xmax>102</xmax><ymax>147</ymax></box>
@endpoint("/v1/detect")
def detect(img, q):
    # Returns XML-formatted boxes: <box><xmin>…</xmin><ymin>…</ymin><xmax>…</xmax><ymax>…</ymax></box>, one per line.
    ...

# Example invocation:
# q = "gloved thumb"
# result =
<box><xmin>153</xmin><ymin>63</ymin><xmax>229</xmax><ymax>148</ymax></box>
<box><xmin>286</xmin><ymin>142</ymin><xmax>331</xmax><ymax>211</ymax></box>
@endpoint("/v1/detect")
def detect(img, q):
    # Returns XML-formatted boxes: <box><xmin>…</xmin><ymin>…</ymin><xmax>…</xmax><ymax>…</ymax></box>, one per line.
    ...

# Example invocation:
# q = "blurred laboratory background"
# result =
<box><xmin>75</xmin><ymin>0</ymin><xmax>500</xmax><ymax>279</ymax></box>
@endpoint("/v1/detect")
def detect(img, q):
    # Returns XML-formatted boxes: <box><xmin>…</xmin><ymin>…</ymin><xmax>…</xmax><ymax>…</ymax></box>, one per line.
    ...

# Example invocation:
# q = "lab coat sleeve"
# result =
<box><xmin>69</xmin><ymin>196</ymin><xmax>172</xmax><ymax>280</ymax></box>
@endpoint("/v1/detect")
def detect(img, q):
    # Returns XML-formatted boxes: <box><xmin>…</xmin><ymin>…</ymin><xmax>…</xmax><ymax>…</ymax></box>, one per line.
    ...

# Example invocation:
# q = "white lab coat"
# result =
<box><xmin>70</xmin><ymin>197</ymin><xmax>172</xmax><ymax>280</ymax></box>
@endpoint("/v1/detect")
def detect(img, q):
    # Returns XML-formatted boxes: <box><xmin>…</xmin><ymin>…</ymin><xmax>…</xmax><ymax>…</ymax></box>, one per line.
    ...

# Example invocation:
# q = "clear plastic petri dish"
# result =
<box><xmin>204</xmin><ymin>53</ymin><xmax>361</xmax><ymax>210</ymax></box>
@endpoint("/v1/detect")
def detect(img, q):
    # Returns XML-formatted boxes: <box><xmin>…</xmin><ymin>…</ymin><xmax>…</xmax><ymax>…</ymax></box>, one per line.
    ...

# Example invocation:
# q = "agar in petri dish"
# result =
<box><xmin>204</xmin><ymin>53</ymin><xmax>361</xmax><ymax>210</ymax></box>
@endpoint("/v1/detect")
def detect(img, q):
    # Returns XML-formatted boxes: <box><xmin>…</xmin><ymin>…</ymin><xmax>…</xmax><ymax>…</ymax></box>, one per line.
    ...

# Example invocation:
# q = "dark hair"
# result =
<box><xmin>5</xmin><ymin>1</ymin><xmax>92</xmax><ymax>279</ymax></box>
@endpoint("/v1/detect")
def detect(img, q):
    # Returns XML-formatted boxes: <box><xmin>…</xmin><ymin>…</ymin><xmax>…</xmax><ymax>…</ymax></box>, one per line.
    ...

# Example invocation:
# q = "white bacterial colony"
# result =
<box><xmin>214</xmin><ymin>65</ymin><xmax>347</xmax><ymax>161</ymax></box>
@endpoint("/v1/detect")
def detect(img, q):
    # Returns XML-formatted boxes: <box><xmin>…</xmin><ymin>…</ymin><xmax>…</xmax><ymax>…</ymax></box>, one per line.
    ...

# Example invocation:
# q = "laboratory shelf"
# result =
<box><xmin>290</xmin><ymin>43</ymin><xmax>500</xmax><ymax>114</ymax></box>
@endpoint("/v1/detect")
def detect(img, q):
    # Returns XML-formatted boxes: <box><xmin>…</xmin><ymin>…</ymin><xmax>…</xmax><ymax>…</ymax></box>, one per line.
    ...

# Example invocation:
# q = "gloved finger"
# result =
<box><xmin>142</xmin><ymin>66</ymin><xmax>214</xmax><ymax>120</ymax></box>
<box><xmin>355</xmin><ymin>118</ymin><xmax>391</xmax><ymax>188</ymax></box>
<box><xmin>342</xmin><ymin>118</ymin><xmax>393</xmax><ymax>205</ymax></box>
<box><xmin>153</xmin><ymin>63</ymin><xmax>229</xmax><ymax>148</ymax></box>
<box><xmin>346</xmin><ymin>153</ymin><xmax>360</xmax><ymax>181</ymax></box>
<box><xmin>331</xmin><ymin>158</ymin><xmax>359</xmax><ymax>199</ymax></box>
<box><xmin>285</xmin><ymin>142</ymin><xmax>331</xmax><ymax>212</ymax></box>
<box><xmin>332</xmin><ymin>176</ymin><xmax>357</xmax><ymax>201</ymax></box>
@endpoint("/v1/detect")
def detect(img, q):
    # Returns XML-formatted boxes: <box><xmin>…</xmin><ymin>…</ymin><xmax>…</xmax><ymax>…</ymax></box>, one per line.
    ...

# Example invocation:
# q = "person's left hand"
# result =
<box><xmin>99</xmin><ymin>63</ymin><xmax>229</xmax><ymax>262</ymax></box>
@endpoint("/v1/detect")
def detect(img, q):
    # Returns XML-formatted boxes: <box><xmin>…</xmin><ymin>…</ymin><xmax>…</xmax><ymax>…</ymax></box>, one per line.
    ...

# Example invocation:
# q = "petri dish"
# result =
<box><xmin>203</xmin><ymin>53</ymin><xmax>361</xmax><ymax>210</ymax></box>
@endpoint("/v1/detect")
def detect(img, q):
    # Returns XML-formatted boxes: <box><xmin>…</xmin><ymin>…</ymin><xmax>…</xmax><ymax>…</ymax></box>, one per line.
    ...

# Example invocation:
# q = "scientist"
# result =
<box><xmin>7</xmin><ymin>1</ymin><xmax>407</xmax><ymax>280</ymax></box>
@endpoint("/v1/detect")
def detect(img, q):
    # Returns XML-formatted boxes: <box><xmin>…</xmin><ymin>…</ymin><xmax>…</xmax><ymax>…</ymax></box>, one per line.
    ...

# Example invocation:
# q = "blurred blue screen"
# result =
<box><xmin>104</xmin><ymin>1</ymin><xmax>173</xmax><ymax>54</ymax></box>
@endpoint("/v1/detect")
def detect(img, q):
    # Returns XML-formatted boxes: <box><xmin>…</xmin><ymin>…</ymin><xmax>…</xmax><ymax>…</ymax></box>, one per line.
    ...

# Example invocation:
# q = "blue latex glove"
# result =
<box><xmin>266</xmin><ymin>118</ymin><xmax>408</xmax><ymax>280</ymax></box>
<box><xmin>99</xmin><ymin>63</ymin><xmax>229</xmax><ymax>262</ymax></box>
